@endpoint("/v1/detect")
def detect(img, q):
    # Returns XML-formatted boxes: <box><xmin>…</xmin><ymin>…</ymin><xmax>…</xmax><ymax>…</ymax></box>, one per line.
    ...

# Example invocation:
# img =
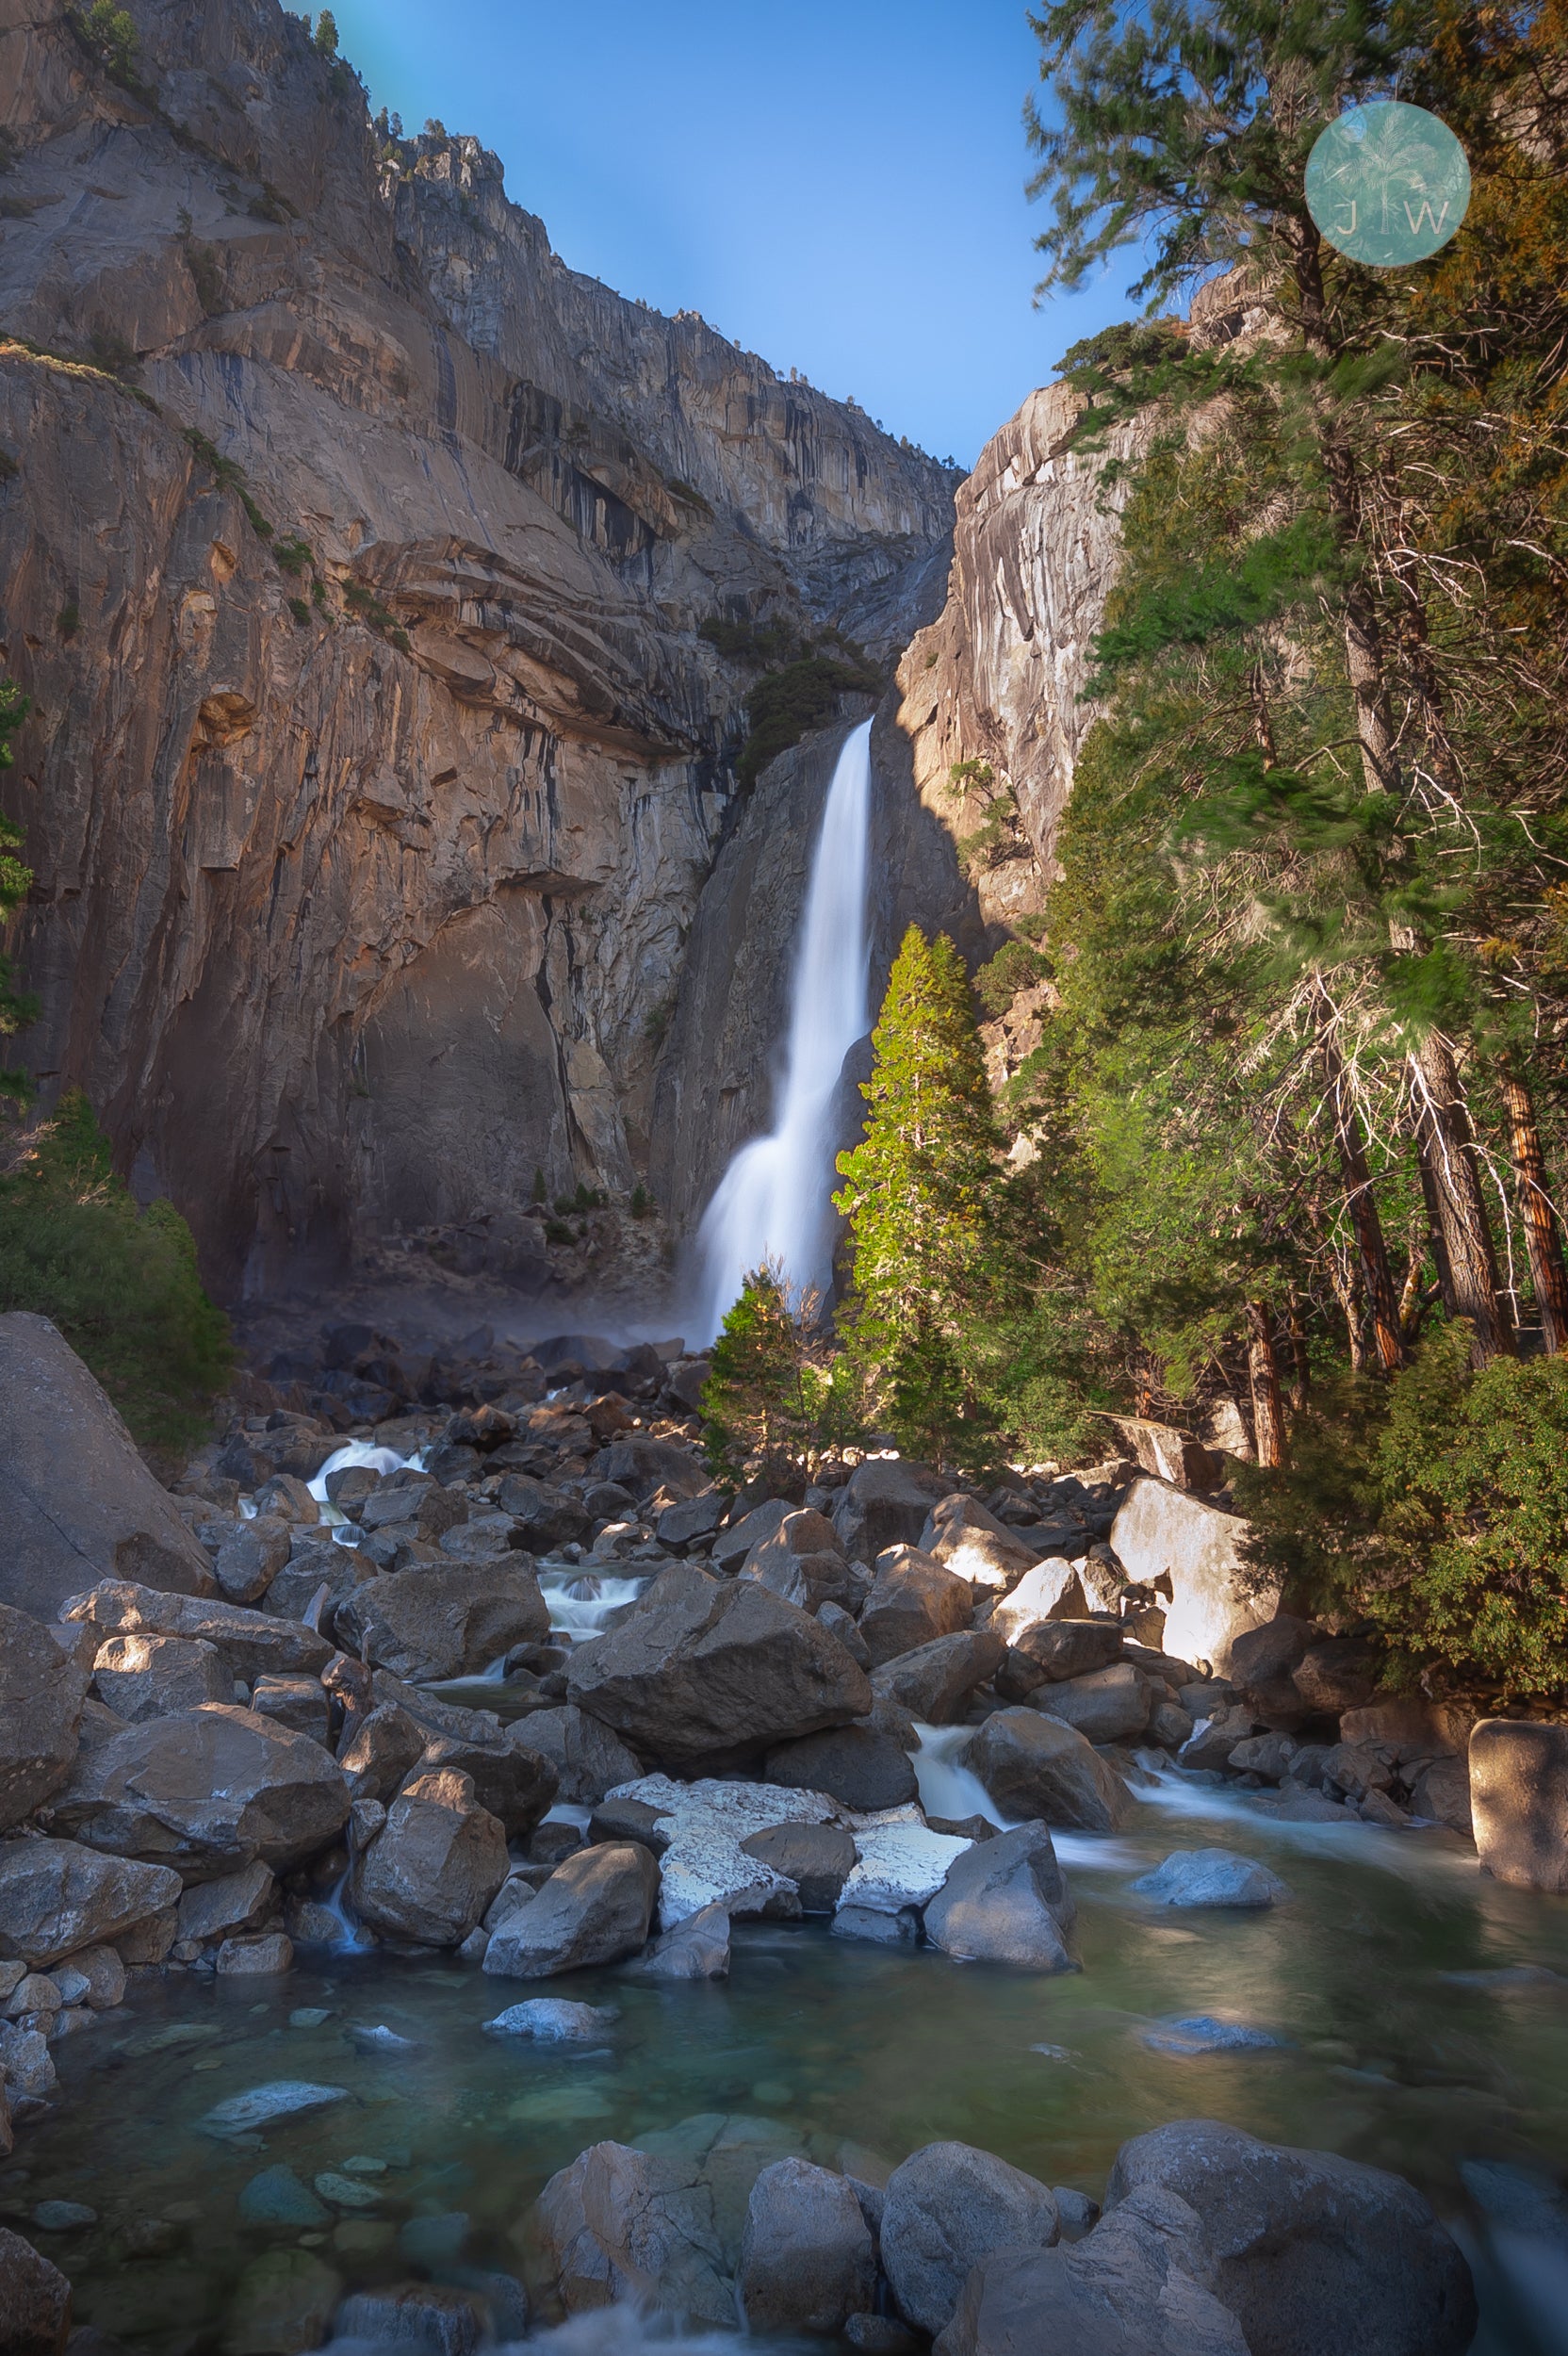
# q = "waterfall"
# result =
<box><xmin>689</xmin><ymin>718</ymin><xmax>874</xmax><ymax>1344</ymax></box>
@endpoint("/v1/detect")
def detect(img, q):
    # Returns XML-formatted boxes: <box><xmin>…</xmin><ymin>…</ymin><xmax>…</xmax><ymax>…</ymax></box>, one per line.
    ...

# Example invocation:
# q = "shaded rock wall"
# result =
<box><xmin>0</xmin><ymin>0</ymin><xmax>955</xmax><ymax>1297</ymax></box>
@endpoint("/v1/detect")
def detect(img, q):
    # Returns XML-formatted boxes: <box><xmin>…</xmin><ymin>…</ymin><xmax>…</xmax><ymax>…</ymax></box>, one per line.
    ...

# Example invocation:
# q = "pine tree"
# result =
<box><xmin>834</xmin><ymin>927</ymin><xmax>1003</xmax><ymax>1465</ymax></box>
<box><xmin>699</xmin><ymin>1263</ymin><xmax>816</xmax><ymax>1485</ymax></box>
<box><xmin>0</xmin><ymin>678</ymin><xmax>36</xmax><ymax>1101</ymax></box>
<box><xmin>313</xmin><ymin>9</ymin><xmax>339</xmax><ymax>57</ymax></box>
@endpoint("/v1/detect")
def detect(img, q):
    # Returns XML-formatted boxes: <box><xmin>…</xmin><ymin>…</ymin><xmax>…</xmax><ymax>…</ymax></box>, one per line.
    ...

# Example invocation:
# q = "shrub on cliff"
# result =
<box><xmin>0</xmin><ymin>1094</ymin><xmax>232</xmax><ymax>1458</ymax></box>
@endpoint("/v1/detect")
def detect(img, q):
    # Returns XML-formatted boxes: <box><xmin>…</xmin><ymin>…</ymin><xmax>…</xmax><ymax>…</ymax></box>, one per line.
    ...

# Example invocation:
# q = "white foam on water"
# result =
<box><xmin>908</xmin><ymin>1722</ymin><xmax>1012</xmax><ymax>1829</ymax></box>
<box><xmin>307</xmin><ymin>1439</ymin><xmax>426</xmax><ymax>1501</ymax></box>
<box><xmin>539</xmin><ymin>1568</ymin><xmax>648</xmax><ymax>1636</ymax></box>
<box><xmin>1134</xmin><ymin>1757</ymin><xmax>1482</xmax><ymax>1888</ymax></box>
<box><xmin>688</xmin><ymin>718</ymin><xmax>874</xmax><ymax>1343</ymax></box>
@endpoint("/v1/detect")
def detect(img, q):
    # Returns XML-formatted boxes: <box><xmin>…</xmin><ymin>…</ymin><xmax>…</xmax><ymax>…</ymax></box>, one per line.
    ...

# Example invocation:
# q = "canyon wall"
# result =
<box><xmin>0</xmin><ymin>0</ymin><xmax>955</xmax><ymax>1297</ymax></box>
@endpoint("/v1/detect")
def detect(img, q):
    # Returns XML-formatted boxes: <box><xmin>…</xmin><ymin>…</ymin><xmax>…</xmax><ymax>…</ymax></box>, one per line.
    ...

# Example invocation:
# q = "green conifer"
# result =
<box><xmin>699</xmin><ymin>1262</ymin><xmax>815</xmax><ymax>1484</ymax></box>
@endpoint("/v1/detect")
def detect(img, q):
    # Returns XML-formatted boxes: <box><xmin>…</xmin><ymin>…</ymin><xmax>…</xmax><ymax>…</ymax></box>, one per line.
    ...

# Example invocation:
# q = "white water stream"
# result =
<box><xmin>689</xmin><ymin>718</ymin><xmax>874</xmax><ymax>1343</ymax></box>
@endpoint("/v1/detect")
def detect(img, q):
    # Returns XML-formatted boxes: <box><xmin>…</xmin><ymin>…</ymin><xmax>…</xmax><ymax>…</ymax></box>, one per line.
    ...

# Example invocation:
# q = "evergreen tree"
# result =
<box><xmin>313</xmin><ymin>8</ymin><xmax>338</xmax><ymax>57</ymax></box>
<box><xmin>834</xmin><ymin>927</ymin><xmax>1003</xmax><ymax>1465</ymax></box>
<box><xmin>700</xmin><ymin>1263</ymin><xmax>817</xmax><ymax>1485</ymax></box>
<box><xmin>0</xmin><ymin>678</ymin><xmax>36</xmax><ymax>1101</ymax></box>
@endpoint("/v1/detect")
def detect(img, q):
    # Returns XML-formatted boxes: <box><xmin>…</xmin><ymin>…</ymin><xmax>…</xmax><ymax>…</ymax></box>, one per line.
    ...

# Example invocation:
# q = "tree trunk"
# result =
<box><xmin>1501</xmin><ymin>1062</ymin><xmax>1568</xmax><ymax>1353</ymax></box>
<box><xmin>1410</xmin><ymin>1032</ymin><xmax>1514</xmax><ymax>1363</ymax></box>
<box><xmin>1328</xmin><ymin>1247</ymin><xmax>1368</xmax><ymax>1372</ymax></box>
<box><xmin>1286</xmin><ymin>1288</ymin><xmax>1311</xmax><ymax>1411</ymax></box>
<box><xmin>1246</xmin><ymin>1299</ymin><xmax>1286</xmax><ymax>1469</ymax></box>
<box><xmin>1321</xmin><ymin>1032</ymin><xmax>1405</xmax><ymax>1372</ymax></box>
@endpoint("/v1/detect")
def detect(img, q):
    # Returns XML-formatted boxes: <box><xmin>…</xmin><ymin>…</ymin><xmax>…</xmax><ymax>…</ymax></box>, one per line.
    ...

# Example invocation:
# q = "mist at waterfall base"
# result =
<box><xmin>685</xmin><ymin>718</ymin><xmax>874</xmax><ymax>1347</ymax></box>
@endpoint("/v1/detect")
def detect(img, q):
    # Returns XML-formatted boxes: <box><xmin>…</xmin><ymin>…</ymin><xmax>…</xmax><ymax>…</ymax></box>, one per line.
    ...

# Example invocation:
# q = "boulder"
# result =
<box><xmin>222</xmin><ymin>2248</ymin><xmax>342</xmax><ymax>2356</ymax></box>
<box><xmin>739</xmin><ymin>1823</ymin><xmax>857</xmax><ymax>1914</ymax></box>
<box><xmin>60</xmin><ymin>1581</ymin><xmax>333</xmax><ymax>1685</ymax></box>
<box><xmin>217</xmin><ymin>1931</ymin><xmax>294</xmax><ymax>1975</ymax></box>
<box><xmin>871</xmin><ymin>1631</ymin><xmax>1005</xmax><ymax>1725</ymax></box>
<box><xmin>337</xmin><ymin>1562</ymin><xmax>549</xmax><ymax>1682</ymax></box>
<box><xmin>417</xmin><ymin>1726</ymin><xmax>558</xmax><ymax>1841</ymax></box>
<box><xmin>834</xmin><ymin>1460</ymin><xmax>949</xmax><ymax>1565</ymax></box>
<box><xmin>482</xmin><ymin>1842</ymin><xmax>657</xmax><ymax>1977</ymax></box>
<box><xmin>817</xmin><ymin>1599</ymin><xmax>871</xmax><ymax>1668</ymax></box>
<box><xmin>763</xmin><ymin>1725</ymin><xmax>918</xmax><ymax>1811</ymax></box>
<box><xmin>1229</xmin><ymin>1614</ymin><xmax>1315</xmax><ymax>1729</ymax></box>
<box><xmin>351</xmin><ymin>1770</ymin><xmax>509</xmax><ymax>1946</ymax></box>
<box><xmin>1180</xmin><ymin>1703</ymin><xmax>1261</xmax><ymax>1775</ymax></box>
<box><xmin>492</xmin><ymin>1477</ymin><xmax>593</xmax><ymax>1554</ymax></box>
<box><xmin>602</xmin><ymin>1775</ymin><xmax>832</xmax><ymax>1924</ymax></box>
<box><xmin>336</xmin><ymin>1702</ymin><xmax>428</xmax><ymax>1803</ymax></box>
<box><xmin>0</xmin><ymin>1314</ymin><xmax>214</xmax><ymax>1623</ymax></box>
<box><xmin>633</xmin><ymin>1902</ymin><xmax>731</xmax><ymax>1981</ymax></box>
<box><xmin>595</xmin><ymin>1436</ymin><xmax>708</xmax><ymax>1503</ymax></box>
<box><xmin>1410</xmin><ymin>1755</ymin><xmax>1472</xmax><ymax>1835</ymax></box>
<box><xmin>1470</xmin><ymin>1719</ymin><xmax>1568</xmax><ymax>1891</ymax></box>
<box><xmin>1104</xmin><ymin>2119</ymin><xmax>1477</xmax><ymax>2356</ymax></box>
<box><xmin>988</xmin><ymin>1560</ymin><xmax>1089</xmax><ymax>1642</ymax></box>
<box><xmin>0</xmin><ymin>1604</ymin><xmax>91</xmax><ymax>1831</ymax></box>
<box><xmin>1291</xmin><ymin>1638</ymin><xmax>1382</xmax><ymax>1718</ymax></box>
<box><xmin>743</xmin><ymin>1511</ymin><xmax>863</xmax><ymax>1615</ymax></box>
<box><xmin>1034</xmin><ymin>1662</ymin><xmax>1152</xmax><ymax>1744</ymax></box>
<box><xmin>654</xmin><ymin>1489</ymin><xmax>727</xmax><ymax>1550</ymax></box>
<box><xmin>1109</xmin><ymin>1479</ymin><xmax>1277</xmax><ymax>1674</ymax></box>
<box><xmin>1104</xmin><ymin>1416</ymin><xmax>1224</xmax><ymax>1493</ymax></box>
<box><xmin>514</xmin><ymin>1706</ymin><xmax>645</xmax><ymax>1805</ymax></box>
<box><xmin>530</xmin><ymin>2139</ymin><xmax>734</xmax><ymax>2326</ymax></box>
<box><xmin>711</xmin><ymin>1499</ymin><xmax>793</xmax><ymax>1575</ymax></box>
<box><xmin>0</xmin><ymin>1841</ymin><xmax>183</xmax><ymax>1966</ymax></box>
<box><xmin>963</xmin><ymin>1709</ymin><xmax>1131</xmax><ymax>1832</ymax></box>
<box><xmin>0</xmin><ymin>2224</ymin><xmax>73</xmax><ymax>2356</ymax></box>
<box><xmin>739</xmin><ymin>2157</ymin><xmax>877</xmax><ymax>2334</ymax></box>
<box><xmin>924</xmin><ymin>1823</ymin><xmax>1077</xmax><ymax>1972</ymax></box>
<box><xmin>1130</xmin><ymin>1851</ymin><xmax>1291</xmax><ymax>1909</ymax></box>
<box><xmin>858</xmin><ymin>1548</ymin><xmax>973</xmax><ymax>1668</ymax></box>
<box><xmin>248</xmin><ymin>1676</ymin><xmax>331</xmax><ymax>1744</ymax></box>
<box><xmin>175</xmin><ymin>1861</ymin><xmax>277</xmax><ymax>1946</ymax></box>
<box><xmin>883</xmin><ymin>2140</ymin><xmax>1058</xmax><ymax>2334</ymax></box>
<box><xmin>213</xmin><ymin>1517</ymin><xmax>292</xmax><ymax>1606</ymax></box>
<box><xmin>1004</xmin><ymin>1619</ymin><xmax>1122</xmax><ymax>1682</ymax></box>
<box><xmin>50</xmin><ymin>1705</ymin><xmax>351</xmax><ymax>1881</ymax></box>
<box><xmin>1340</xmin><ymin>1695</ymin><xmax>1468</xmax><ymax>1754</ymax></box>
<box><xmin>839</xmin><ymin>1820</ymin><xmax>972</xmax><ymax>1917</ymax></box>
<box><xmin>565</xmin><ymin>1573</ymin><xmax>871</xmax><ymax>1767</ymax></box>
<box><xmin>935</xmin><ymin>2185</ymin><xmax>1249</xmax><ymax>2356</ymax></box>
<box><xmin>919</xmin><ymin>1495</ymin><xmax>1039</xmax><ymax>1591</ymax></box>
<box><xmin>90</xmin><ymin>1631</ymin><xmax>229</xmax><ymax>1724</ymax></box>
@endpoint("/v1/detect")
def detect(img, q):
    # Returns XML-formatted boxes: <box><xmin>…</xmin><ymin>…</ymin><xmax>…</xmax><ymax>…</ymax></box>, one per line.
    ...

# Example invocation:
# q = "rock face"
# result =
<box><xmin>51</xmin><ymin>1704</ymin><xmax>351</xmax><ymax>1881</ymax></box>
<box><xmin>0</xmin><ymin>1317</ymin><xmax>214</xmax><ymax>1622</ymax></box>
<box><xmin>351</xmin><ymin>1769</ymin><xmax>509</xmax><ymax>1946</ymax></box>
<box><xmin>0</xmin><ymin>5</ymin><xmax>954</xmax><ymax>1291</ymax></box>
<box><xmin>0</xmin><ymin>1840</ymin><xmax>184</xmax><ymax>1966</ymax></box>
<box><xmin>0</xmin><ymin>1604</ymin><xmax>91</xmax><ymax>1831</ymax></box>
<box><xmin>883</xmin><ymin>2141</ymin><xmax>1059</xmax><ymax>2335</ymax></box>
<box><xmin>1109</xmin><ymin>1479</ymin><xmax>1279</xmax><ymax>1674</ymax></box>
<box><xmin>565</xmin><ymin>1574</ymin><xmax>871</xmax><ymax>1766</ymax></box>
<box><xmin>1469</xmin><ymin>1719</ymin><xmax>1568</xmax><ymax>1892</ymax></box>
<box><xmin>337</xmin><ymin>1562</ymin><xmax>549</xmax><ymax>1681</ymax></box>
<box><xmin>1104</xmin><ymin>2119</ymin><xmax>1477</xmax><ymax>2356</ymax></box>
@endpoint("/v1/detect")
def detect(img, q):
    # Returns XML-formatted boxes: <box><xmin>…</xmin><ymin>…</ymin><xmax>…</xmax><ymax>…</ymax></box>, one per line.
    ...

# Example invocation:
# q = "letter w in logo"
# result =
<box><xmin>1403</xmin><ymin>197</ymin><xmax>1450</xmax><ymax>235</ymax></box>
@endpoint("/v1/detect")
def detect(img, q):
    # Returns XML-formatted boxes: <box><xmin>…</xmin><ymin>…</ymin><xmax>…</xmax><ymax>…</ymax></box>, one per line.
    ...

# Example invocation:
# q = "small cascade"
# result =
<box><xmin>689</xmin><ymin>718</ymin><xmax>874</xmax><ymax>1342</ymax></box>
<box><xmin>538</xmin><ymin>1566</ymin><xmax>651</xmax><ymax>1637</ymax></box>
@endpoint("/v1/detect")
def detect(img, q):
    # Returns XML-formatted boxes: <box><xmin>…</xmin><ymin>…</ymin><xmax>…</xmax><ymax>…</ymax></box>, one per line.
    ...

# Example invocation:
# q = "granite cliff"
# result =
<box><xmin>0</xmin><ymin>0</ymin><xmax>955</xmax><ymax>1298</ymax></box>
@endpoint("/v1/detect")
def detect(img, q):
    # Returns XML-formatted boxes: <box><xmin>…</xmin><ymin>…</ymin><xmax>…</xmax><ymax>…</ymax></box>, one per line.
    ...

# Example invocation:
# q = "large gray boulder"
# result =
<box><xmin>90</xmin><ymin>1631</ymin><xmax>229</xmax><ymax>1723</ymax></box>
<box><xmin>742</xmin><ymin>1510</ymin><xmax>864</xmax><ymax>1615</ymax></box>
<box><xmin>924</xmin><ymin>1823</ymin><xmax>1077</xmax><ymax>1972</ymax></box>
<box><xmin>763</xmin><ymin>1723</ymin><xmax>918</xmax><ymax>1811</ymax></box>
<box><xmin>834</xmin><ymin>1459</ymin><xmax>949</xmax><ymax>1564</ymax></box>
<box><xmin>935</xmin><ymin>2185</ymin><xmax>1250</xmax><ymax>2356</ymax></box>
<box><xmin>872</xmin><ymin>1630</ymin><xmax>1005</xmax><ymax>1724</ymax></box>
<box><xmin>515</xmin><ymin>1706</ymin><xmax>645</xmax><ymax>1805</ymax></box>
<box><xmin>0</xmin><ymin>2223</ymin><xmax>73</xmax><ymax>2356</ymax></box>
<box><xmin>0</xmin><ymin>1605</ymin><xmax>90</xmax><ymax>1831</ymax></box>
<box><xmin>60</xmin><ymin>1580</ymin><xmax>333</xmax><ymax>1684</ymax></box>
<box><xmin>738</xmin><ymin>1822</ymin><xmax>858</xmax><ymax>1914</ymax></box>
<box><xmin>0</xmin><ymin>1313</ymin><xmax>215</xmax><ymax>1622</ymax></box>
<box><xmin>739</xmin><ymin>2157</ymin><xmax>876</xmax><ymax>2334</ymax></box>
<box><xmin>920</xmin><ymin>1494</ymin><xmax>1039</xmax><ymax>1591</ymax></box>
<box><xmin>335</xmin><ymin>1702</ymin><xmax>428</xmax><ymax>1804</ymax></box>
<box><xmin>883</xmin><ymin>2140</ymin><xmax>1059</xmax><ymax>2334</ymax></box>
<box><xmin>49</xmin><ymin>1703</ymin><xmax>351</xmax><ymax>1882</ymax></box>
<box><xmin>337</xmin><ymin>1561</ymin><xmax>549</xmax><ymax>1681</ymax></box>
<box><xmin>1104</xmin><ymin>2119</ymin><xmax>1477</xmax><ymax>2356</ymax></box>
<box><xmin>1109</xmin><ymin>1478</ymin><xmax>1278</xmax><ymax>1674</ymax></box>
<box><xmin>530</xmin><ymin>2138</ymin><xmax>734</xmax><ymax>2326</ymax></box>
<box><xmin>0</xmin><ymin>1840</ymin><xmax>183</xmax><ymax>1967</ymax></box>
<box><xmin>858</xmin><ymin>1547</ymin><xmax>973</xmax><ymax>1667</ymax></box>
<box><xmin>1004</xmin><ymin>1619</ymin><xmax>1122</xmax><ymax>1682</ymax></box>
<box><xmin>483</xmin><ymin>1842</ymin><xmax>658</xmax><ymax>1978</ymax></box>
<box><xmin>595</xmin><ymin>1436</ymin><xmax>708</xmax><ymax>1502</ymax></box>
<box><xmin>1131</xmin><ymin>1851</ymin><xmax>1291</xmax><ymax>1910</ymax></box>
<box><xmin>989</xmin><ymin>1560</ymin><xmax>1090</xmax><ymax>1640</ymax></box>
<box><xmin>1469</xmin><ymin>1719</ymin><xmax>1568</xmax><ymax>1892</ymax></box>
<box><xmin>351</xmin><ymin>1768</ymin><xmax>509</xmax><ymax>1947</ymax></box>
<box><xmin>1034</xmin><ymin>1661</ymin><xmax>1152</xmax><ymax>1743</ymax></box>
<box><xmin>963</xmin><ymin>1709</ymin><xmax>1131</xmax><ymax>1832</ymax></box>
<box><xmin>565</xmin><ymin>1572</ymin><xmax>871</xmax><ymax>1767</ymax></box>
<box><xmin>418</xmin><ymin>1726</ymin><xmax>557</xmax><ymax>1841</ymax></box>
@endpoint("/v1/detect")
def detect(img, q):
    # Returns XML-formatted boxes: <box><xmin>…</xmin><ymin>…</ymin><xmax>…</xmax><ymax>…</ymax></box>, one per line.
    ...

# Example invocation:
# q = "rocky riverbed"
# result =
<box><xmin>2</xmin><ymin>1308</ymin><xmax>1566</xmax><ymax>2352</ymax></box>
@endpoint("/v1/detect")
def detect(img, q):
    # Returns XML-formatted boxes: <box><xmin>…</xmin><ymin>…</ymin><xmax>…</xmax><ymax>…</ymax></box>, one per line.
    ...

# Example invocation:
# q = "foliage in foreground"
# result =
<box><xmin>0</xmin><ymin>1095</ymin><xmax>232</xmax><ymax>1457</ymax></box>
<box><xmin>699</xmin><ymin>1262</ymin><xmax>858</xmax><ymax>1485</ymax></box>
<box><xmin>1236</xmin><ymin>1328</ymin><xmax>1568</xmax><ymax>1700</ymax></box>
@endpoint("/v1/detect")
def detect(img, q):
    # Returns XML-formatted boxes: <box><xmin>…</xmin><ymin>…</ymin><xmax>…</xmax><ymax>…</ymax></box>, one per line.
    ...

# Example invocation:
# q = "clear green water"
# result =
<box><xmin>8</xmin><ymin>1774</ymin><xmax>1568</xmax><ymax>2353</ymax></box>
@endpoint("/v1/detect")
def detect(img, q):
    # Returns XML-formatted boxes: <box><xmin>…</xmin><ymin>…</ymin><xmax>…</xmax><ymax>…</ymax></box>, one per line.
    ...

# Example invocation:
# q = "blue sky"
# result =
<box><xmin>324</xmin><ymin>0</ymin><xmax>1142</xmax><ymax>467</ymax></box>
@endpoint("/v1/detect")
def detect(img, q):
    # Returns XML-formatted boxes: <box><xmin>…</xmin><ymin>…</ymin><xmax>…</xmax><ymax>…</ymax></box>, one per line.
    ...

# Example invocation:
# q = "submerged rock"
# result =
<box><xmin>1131</xmin><ymin>1850</ymin><xmax>1291</xmax><ymax>1910</ymax></box>
<box><xmin>484</xmin><ymin>1998</ymin><xmax>619</xmax><ymax>2040</ymax></box>
<box><xmin>1141</xmin><ymin>2017</ymin><xmax>1283</xmax><ymax>2054</ymax></box>
<box><xmin>200</xmin><ymin>2080</ymin><xmax>350</xmax><ymax>2135</ymax></box>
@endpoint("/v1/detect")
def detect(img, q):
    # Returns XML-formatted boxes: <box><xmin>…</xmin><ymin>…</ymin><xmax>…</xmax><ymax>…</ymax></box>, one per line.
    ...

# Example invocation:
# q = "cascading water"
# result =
<box><xmin>689</xmin><ymin>717</ymin><xmax>874</xmax><ymax>1342</ymax></box>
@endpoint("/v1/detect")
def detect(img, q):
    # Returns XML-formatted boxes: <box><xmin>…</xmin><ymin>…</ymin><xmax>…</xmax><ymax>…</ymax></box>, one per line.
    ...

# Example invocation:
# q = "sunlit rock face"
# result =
<box><xmin>0</xmin><ymin>0</ymin><xmax>955</xmax><ymax>1295</ymax></box>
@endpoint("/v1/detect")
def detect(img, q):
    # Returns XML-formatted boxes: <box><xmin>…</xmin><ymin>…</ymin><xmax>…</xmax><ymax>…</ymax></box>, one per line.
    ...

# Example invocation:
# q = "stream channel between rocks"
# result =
<box><xmin>8</xmin><ymin>1750</ymin><xmax>1568</xmax><ymax>2355</ymax></box>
